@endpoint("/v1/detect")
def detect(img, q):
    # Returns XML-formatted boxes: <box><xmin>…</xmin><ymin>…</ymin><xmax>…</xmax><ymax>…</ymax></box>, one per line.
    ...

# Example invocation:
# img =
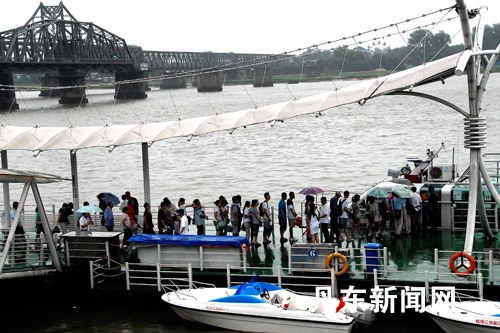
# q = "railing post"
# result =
<box><xmin>434</xmin><ymin>248</ymin><xmax>439</xmax><ymax>281</ymax></box>
<box><xmin>331</xmin><ymin>265</ymin><xmax>338</xmax><ymax>298</ymax></box>
<box><xmin>199</xmin><ymin>246</ymin><xmax>204</xmax><ymax>271</ymax></box>
<box><xmin>373</xmin><ymin>268</ymin><xmax>378</xmax><ymax>287</ymax></box>
<box><xmin>489</xmin><ymin>250</ymin><xmax>494</xmax><ymax>284</ymax></box>
<box><xmin>226</xmin><ymin>264</ymin><xmax>231</xmax><ymax>288</ymax></box>
<box><xmin>278</xmin><ymin>265</ymin><xmax>282</xmax><ymax>287</ymax></box>
<box><xmin>26</xmin><ymin>236</ymin><xmax>30</xmax><ymax>267</ymax></box>
<box><xmin>425</xmin><ymin>271</ymin><xmax>430</xmax><ymax>303</ymax></box>
<box><xmin>478</xmin><ymin>272</ymin><xmax>484</xmax><ymax>301</ymax></box>
<box><xmin>125</xmin><ymin>262</ymin><xmax>130</xmax><ymax>291</ymax></box>
<box><xmin>65</xmin><ymin>240</ymin><xmax>70</xmax><ymax>266</ymax></box>
<box><xmin>157</xmin><ymin>244</ymin><xmax>161</xmax><ymax>264</ymax></box>
<box><xmin>288</xmin><ymin>247</ymin><xmax>292</xmax><ymax>274</ymax></box>
<box><xmin>188</xmin><ymin>263</ymin><xmax>193</xmax><ymax>290</ymax></box>
<box><xmin>40</xmin><ymin>237</ymin><xmax>44</xmax><ymax>266</ymax></box>
<box><xmin>383</xmin><ymin>247</ymin><xmax>388</xmax><ymax>279</ymax></box>
<box><xmin>334</xmin><ymin>245</ymin><xmax>339</xmax><ymax>279</ymax></box>
<box><xmin>271</xmin><ymin>206</ymin><xmax>275</xmax><ymax>240</ymax></box>
<box><xmin>105</xmin><ymin>241</ymin><xmax>110</xmax><ymax>268</ymax></box>
<box><xmin>242</xmin><ymin>245</ymin><xmax>247</xmax><ymax>273</ymax></box>
<box><xmin>89</xmin><ymin>260</ymin><xmax>94</xmax><ymax>289</ymax></box>
<box><xmin>157</xmin><ymin>262</ymin><xmax>161</xmax><ymax>292</ymax></box>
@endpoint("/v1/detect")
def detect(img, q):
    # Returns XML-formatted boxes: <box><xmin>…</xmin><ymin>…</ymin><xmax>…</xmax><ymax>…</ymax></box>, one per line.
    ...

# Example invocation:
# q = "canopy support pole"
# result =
<box><xmin>70</xmin><ymin>151</ymin><xmax>80</xmax><ymax>233</ymax></box>
<box><xmin>387</xmin><ymin>91</ymin><xmax>469</xmax><ymax>117</ymax></box>
<box><xmin>456</xmin><ymin>0</ymin><xmax>481</xmax><ymax>254</ymax></box>
<box><xmin>31</xmin><ymin>181</ymin><xmax>62</xmax><ymax>271</ymax></box>
<box><xmin>0</xmin><ymin>182</ymin><xmax>30</xmax><ymax>274</ymax></box>
<box><xmin>1</xmin><ymin>150</ymin><xmax>10</xmax><ymax>228</ymax></box>
<box><xmin>142</xmin><ymin>143</ymin><xmax>151</xmax><ymax>205</ymax></box>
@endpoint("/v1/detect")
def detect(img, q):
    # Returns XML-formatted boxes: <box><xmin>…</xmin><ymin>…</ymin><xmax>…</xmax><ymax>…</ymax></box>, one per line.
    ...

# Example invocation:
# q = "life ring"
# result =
<box><xmin>449</xmin><ymin>252</ymin><xmax>475</xmax><ymax>277</ymax></box>
<box><xmin>325</xmin><ymin>253</ymin><xmax>348</xmax><ymax>275</ymax></box>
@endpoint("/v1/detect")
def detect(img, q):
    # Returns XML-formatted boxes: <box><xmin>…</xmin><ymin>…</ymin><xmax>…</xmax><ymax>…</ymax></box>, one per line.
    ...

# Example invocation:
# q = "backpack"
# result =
<box><xmin>259</xmin><ymin>202</ymin><xmax>265</xmax><ymax>217</ymax></box>
<box><xmin>337</xmin><ymin>199</ymin><xmax>345</xmax><ymax>216</ymax></box>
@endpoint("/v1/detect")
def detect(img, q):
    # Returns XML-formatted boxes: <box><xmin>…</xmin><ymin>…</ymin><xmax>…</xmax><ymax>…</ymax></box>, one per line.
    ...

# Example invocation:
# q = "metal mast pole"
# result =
<box><xmin>456</xmin><ymin>0</ymin><xmax>480</xmax><ymax>253</ymax></box>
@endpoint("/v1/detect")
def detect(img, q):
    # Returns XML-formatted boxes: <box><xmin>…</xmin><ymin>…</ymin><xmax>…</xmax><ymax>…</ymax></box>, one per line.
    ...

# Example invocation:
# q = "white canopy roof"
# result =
<box><xmin>0</xmin><ymin>52</ymin><xmax>464</xmax><ymax>152</ymax></box>
<box><xmin>0</xmin><ymin>168</ymin><xmax>69</xmax><ymax>183</ymax></box>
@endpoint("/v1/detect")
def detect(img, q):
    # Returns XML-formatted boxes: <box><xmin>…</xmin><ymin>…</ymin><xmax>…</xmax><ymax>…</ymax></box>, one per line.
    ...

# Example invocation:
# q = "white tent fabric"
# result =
<box><xmin>0</xmin><ymin>52</ymin><xmax>464</xmax><ymax>152</ymax></box>
<box><xmin>0</xmin><ymin>168</ymin><xmax>69</xmax><ymax>183</ymax></box>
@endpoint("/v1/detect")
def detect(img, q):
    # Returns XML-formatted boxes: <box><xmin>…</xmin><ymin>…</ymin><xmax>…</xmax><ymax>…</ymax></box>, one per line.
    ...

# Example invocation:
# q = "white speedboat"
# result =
<box><xmin>161</xmin><ymin>276</ymin><xmax>375</xmax><ymax>333</ymax></box>
<box><xmin>426</xmin><ymin>301</ymin><xmax>500</xmax><ymax>333</ymax></box>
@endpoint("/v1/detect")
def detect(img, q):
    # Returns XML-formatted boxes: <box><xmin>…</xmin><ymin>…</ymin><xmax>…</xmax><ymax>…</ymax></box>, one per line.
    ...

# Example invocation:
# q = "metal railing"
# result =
<box><xmin>90</xmin><ymin>245</ymin><xmax>491</xmax><ymax>297</ymax></box>
<box><xmin>0</xmin><ymin>233</ymin><xmax>55</xmax><ymax>270</ymax></box>
<box><xmin>108</xmin><ymin>261</ymin><xmax>484</xmax><ymax>305</ymax></box>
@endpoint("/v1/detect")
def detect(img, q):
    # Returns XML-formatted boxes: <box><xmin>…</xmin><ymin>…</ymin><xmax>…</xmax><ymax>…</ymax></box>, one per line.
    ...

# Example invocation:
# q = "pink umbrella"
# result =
<box><xmin>299</xmin><ymin>187</ymin><xmax>324</xmax><ymax>204</ymax></box>
<box><xmin>299</xmin><ymin>187</ymin><xmax>324</xmax><ymax>195</ymax></box>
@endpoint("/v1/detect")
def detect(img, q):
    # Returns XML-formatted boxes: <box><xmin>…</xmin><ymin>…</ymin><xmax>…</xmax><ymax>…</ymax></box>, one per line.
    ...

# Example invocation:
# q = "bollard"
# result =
<box><xmin>226</xmin><ymin>264</ymin><xmax>231</xmax><ymax>288</ymax></box>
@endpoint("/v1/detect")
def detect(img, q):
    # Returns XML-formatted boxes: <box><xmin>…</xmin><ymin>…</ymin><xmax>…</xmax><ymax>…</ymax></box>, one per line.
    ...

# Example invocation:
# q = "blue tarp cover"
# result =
<box><xmin>128</xmin><ymin>234</ymin><xmax>250</xmax><ymax>248</ymax></box>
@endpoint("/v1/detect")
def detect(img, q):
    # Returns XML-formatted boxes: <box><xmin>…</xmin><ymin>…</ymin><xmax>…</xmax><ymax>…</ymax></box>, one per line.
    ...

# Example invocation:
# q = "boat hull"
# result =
<box><xmin>426</xmin><ymin>302</ymin><xmax>500</xmax><ymax>333</ymax></box>
<box><xmin>427</xmin><ymin>312</ymin><xmax>500</xmax><ymax>333</ymax></box>
<box><xmin>168</xmin><ymin>301</ymin><xmax>353</xmax><ymax>333</ymax></box>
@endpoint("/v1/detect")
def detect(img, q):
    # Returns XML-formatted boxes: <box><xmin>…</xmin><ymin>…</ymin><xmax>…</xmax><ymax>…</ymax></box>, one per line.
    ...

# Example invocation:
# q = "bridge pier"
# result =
<box><xmin>0</xmin><ymin>71</ymin><xmax>19</xmax><ymax>111</ymax></box>
<box><xmin>253</xmin><ymin>66</ymin><xmax>273</xmax><ymax>87</ymax></box>
<box><xmin>191</xmin><ymin>75</ymin><xmax>198</xmax><ymax>87</ymax></box>
<box><xmin>197</xmin><ymin>72</ymin><xmax>222</xmax><ymax>92</ymax></box>
<box><xmin>238</xmin><ymin>69</ymin><xmax>252</xmax><ymax>80</ymax></box>
<box><xmin>39</xmin><ymin>74</ymin><xmax>61</xmax><ymax>97</ymax></box>
<box><xmin>58</xmin><ymin>71</ymin><xmax>88</xmax><ymax>105</ymax></box>
<box><xmin>115</xmin><ymin>71</ymin><xmax>148</xmax><ymax>99</ymax></box>
<box><xmin>160</xmin><ymin>74</ymin><xmax>187</xmax><ymax>89</ymax></box>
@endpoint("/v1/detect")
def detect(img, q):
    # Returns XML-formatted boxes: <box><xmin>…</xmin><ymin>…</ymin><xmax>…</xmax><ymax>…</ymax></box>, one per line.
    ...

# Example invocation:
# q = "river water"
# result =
<box><xmin>2</xmin><ymin>74</ymin><xmax>500</xmax><ymax>332</ymax></box>
<box><xmin>3</xmin><ymin>74</ymin><xmax>500</xmax><ymax>210</ymax></box>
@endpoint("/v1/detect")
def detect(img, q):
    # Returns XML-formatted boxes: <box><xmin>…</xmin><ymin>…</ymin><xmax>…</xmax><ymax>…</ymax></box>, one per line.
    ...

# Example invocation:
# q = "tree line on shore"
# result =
<box><xmin>275</xmin><ymin>24</ymin><xmax>500</xmax><ymax>76</ymax></box>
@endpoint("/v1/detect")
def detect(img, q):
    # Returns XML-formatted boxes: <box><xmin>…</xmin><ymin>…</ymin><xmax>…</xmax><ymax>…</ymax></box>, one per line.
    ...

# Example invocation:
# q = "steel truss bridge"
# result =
<box><xmin>0</xmin><ymin>2</ymin><xmax>286</xmax><ymax>75</ymax></box>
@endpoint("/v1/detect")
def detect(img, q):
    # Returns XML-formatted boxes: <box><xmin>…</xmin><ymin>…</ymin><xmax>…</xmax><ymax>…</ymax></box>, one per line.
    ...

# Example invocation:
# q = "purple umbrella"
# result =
<box><xmin>298</xmin><ymin>187</ymin><xmax>324</xmax><ymax>195</ymax></box>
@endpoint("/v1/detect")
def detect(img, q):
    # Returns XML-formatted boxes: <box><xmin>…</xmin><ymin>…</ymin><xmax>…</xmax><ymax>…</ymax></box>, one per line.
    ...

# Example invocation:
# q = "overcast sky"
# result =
<box><xmin>2</xmin><ymin>0</ymin><xmax>499</xmax><ymax>54</ymax></box>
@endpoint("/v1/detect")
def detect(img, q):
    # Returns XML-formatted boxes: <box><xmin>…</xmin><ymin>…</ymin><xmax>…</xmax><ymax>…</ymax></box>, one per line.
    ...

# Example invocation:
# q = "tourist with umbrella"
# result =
<box><xmin>392</xmin><ymin>185</ymin><xmax>412</xmax><ymax>234</ymax></box>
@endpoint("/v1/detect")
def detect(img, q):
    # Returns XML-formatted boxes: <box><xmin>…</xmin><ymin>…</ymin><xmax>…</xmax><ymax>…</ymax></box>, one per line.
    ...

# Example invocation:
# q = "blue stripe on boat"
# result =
<box><xmin>209</xmin><ymin>295</ymin><xmax>266</xmax><ymax>303</ymax></box>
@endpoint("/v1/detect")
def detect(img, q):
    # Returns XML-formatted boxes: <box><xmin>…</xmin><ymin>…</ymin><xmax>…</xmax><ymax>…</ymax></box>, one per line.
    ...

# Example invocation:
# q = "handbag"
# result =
<box><xmin>52</xmin><ymin>226</ymin><xmax>61</xmax><ymax>234</ymax></box>
<box><xmin>394</xmin><ymin>210</ymin><xmax>402</xmax><ymax>219</ymax></box>
<box><xmin>374</xmin><ymin>214</ymin><xmax>382</xmax><ymax>223</ymax></box>
<box><xmin>217</xmin><ymin>220</ymin><xmax>226</xmax><ymax>230</ymax></box>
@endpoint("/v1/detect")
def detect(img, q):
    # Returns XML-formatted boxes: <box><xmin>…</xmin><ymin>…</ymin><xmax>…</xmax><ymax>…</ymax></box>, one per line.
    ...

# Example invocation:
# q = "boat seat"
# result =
<box><xmin>270</xmin><ymin>293</ymin><xmax>283</xmax><ymax>305</ymax></box>
<box><xmin>285</xmin><ymin>297</ymin><xmax>319</xmax><ymax>313</ymax></box>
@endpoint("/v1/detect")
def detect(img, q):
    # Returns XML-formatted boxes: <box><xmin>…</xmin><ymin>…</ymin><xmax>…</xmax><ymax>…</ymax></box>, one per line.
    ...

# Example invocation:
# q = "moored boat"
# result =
<box><xmin>161</xmin><ymin>276</ymin><xmax>375</xmax><ymax>333</ymax></box>
<box><xmin>426</xmin><ymin>299</ymin><xmax>500</xmax><ymax>333</ymax></box>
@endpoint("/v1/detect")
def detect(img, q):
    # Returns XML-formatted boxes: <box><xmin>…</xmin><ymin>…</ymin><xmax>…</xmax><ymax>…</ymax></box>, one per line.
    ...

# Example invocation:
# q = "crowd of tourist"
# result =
<box><xmin>10</xmin><ymin>185</ymin><xmax>434</xmax><ymax>249</ymax></box>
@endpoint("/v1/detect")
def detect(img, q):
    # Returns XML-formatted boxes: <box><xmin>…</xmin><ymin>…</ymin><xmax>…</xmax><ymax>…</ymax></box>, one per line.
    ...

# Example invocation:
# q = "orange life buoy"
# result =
<box><xmin>325</xmin><ymin>253</ymin><xmax>348</xmax><ymax>275</ymax></box>
<box><xmin>449</xmin><ymin>252</ymin><xmax>475</xmax><ymax>277</ymax></box>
